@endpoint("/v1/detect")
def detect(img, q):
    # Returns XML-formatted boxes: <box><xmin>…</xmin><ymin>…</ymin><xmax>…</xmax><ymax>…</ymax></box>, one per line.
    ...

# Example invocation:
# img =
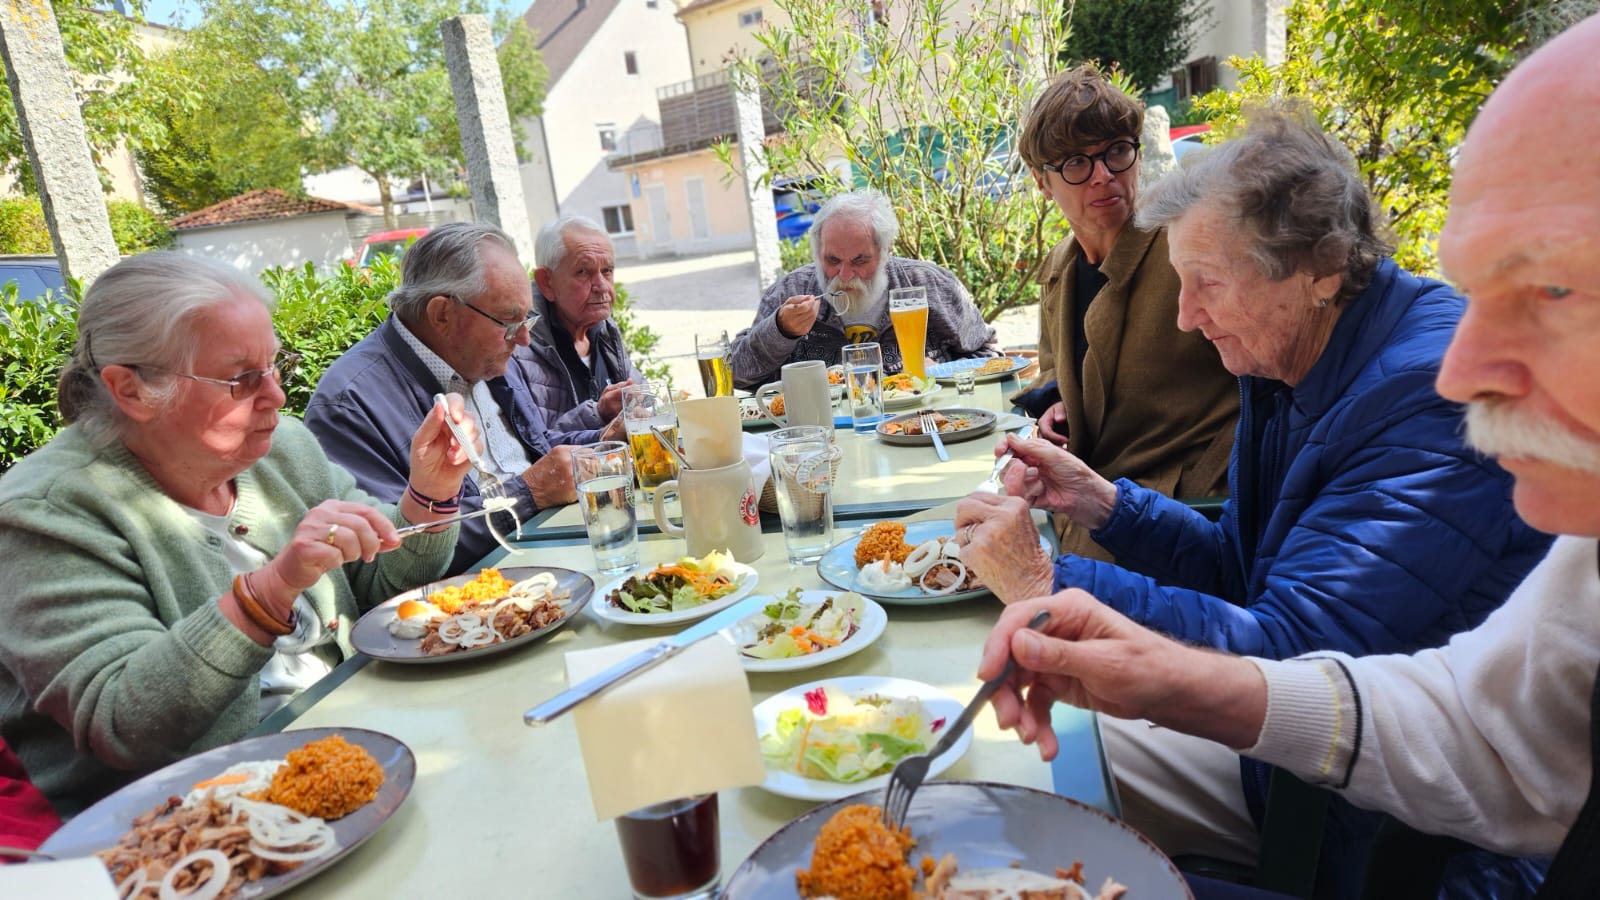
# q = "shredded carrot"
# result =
<box><xmin>192</xmin><ymin>772</ymin><xmax>251</xmax><ymax>791</ymax></box>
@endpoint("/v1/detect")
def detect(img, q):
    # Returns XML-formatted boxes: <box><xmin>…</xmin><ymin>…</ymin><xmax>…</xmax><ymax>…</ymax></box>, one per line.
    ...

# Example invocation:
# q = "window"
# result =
<box><xmin>1172</xmin><ymin>56</ymin><xmax>1219</xmax><ymax>101</ymax></box>
<box><xmin>602</xmin><ymin>205</ymin><xmax>635</xmax><ymax>235</ymax></box>
<box><xmin>624</xmin><ymin>51</ymin><xmax>638</xmax><ymax>75</ymax></box>
<box><xmin>597</xmin><ymin>124</ymin><xmax>617</xmax><ymax>151</ymax></box>
<box><xmin>646</xmin><ymin>0</ymin><xmax>658</xmax><ymax>6</ymax></box>
<box><xmin>738</xmin><ymin>8</ymin><xmax>763</xmax><ymax>27</ymax></box>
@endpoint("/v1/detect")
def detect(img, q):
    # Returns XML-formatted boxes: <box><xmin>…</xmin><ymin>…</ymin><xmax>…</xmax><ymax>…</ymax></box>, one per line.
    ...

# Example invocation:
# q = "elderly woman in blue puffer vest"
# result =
<box><xmin>954</xmin><ymin>107</ymin><xmax>1554</xmax><ymax>898</ymax></box>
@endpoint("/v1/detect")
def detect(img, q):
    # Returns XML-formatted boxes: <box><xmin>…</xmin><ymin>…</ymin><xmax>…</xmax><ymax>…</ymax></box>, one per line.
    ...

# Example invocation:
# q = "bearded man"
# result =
<box><xmin>728</xmin><ymin>189</ymin><xmax>998</xmax><ymax>389</ymax></box>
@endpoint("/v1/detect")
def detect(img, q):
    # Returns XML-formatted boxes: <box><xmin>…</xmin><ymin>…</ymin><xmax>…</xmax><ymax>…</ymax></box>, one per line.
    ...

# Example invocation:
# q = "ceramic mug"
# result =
<box><xmin>652</xmin><ymin>459</ymin><xmax>765</xmax><ymax>563</ymax></box>
<box><xmin>755</xmin><ymin>359</ymin><xmax>832</xmax><ymax>429</ymax></box>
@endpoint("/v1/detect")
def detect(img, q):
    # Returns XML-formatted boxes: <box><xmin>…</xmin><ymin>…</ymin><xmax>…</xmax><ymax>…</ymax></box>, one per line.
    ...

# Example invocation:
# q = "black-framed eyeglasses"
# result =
<box><xmin>1043</xmin><ymin>139</ymin><xmax>1141</xmax><ymax>185</ymax></box>
<box><xmin>138</xmin><ymin>350</ymin><xmax>301</xmax><ymax>399</ymax></box>
<box><xmin>454</xmin><ymin>296</ymin><xmax>540</xmax><ymax>341</ymax></box>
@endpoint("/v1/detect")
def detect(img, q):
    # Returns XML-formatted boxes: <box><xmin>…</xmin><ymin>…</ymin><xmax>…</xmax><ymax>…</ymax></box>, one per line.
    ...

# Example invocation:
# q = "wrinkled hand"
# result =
<box><xmin>1036</xmin><ymin>401</ymin><xmax>1070</xmax><ymax>447</ymax></box>
<box><xmin>599</xmin><ymin>415</ymin><xmax>627</xmax><ymax>443</ymax></box>
<box><xmin>409</xmin><ymin>393</ymin><xmax>476</xmax><ymax>500</ymax></box>
<box><xmin>977</xmin><ymin>592</ymin><xmax>1267</xmax><ymax>760</ymax></box>
<box><xmin>953</xmin><ymin>493</ymin><xmax>1054</xmax><ymax>604</ymax></box>
<box><xmin>256</xmin><ymin>500</ymin><xmax>401</xmax><ymax>617</ymax></box>
<box><xmin>775</xmin><ymin>294</ymin><xmax>821</xmax><ymax>338</ymax></box>
<box><xmin>597</xmin><ymin>380</ymin><xmax>634</xmax><ymax>420</ymax></box>
<box><xmin>996</xmin><ymin>435</ymin><xmax>1118</xmax><ymax>529</ymax></box>
<box><xmin>524</xmin><ymin>445</ymin><xmax>578</xmax><ymax>508</ymax></box>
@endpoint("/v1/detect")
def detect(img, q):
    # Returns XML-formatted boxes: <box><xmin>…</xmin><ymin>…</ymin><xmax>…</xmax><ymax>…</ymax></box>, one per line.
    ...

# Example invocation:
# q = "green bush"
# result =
<box><xmin>0</xmin><ymin>198</ymin><xmax>52</xmax><ymax>254</ymax></box>
<box><xmin>0</xmin><ymin>197</ymin><xmax>174</xmax><ymax>256</ymax></box>
<box><xmin>107</xmin><ymin>200</ymin><xmax>175</xmax><ymax>253</ymax></box>
<box><xmin>0</xmin><ymin>254</ymin><xmax>671</xmax><ymax>474</ymax></box>
<box><xmin>778</xmin><ymin>234</ymin><xmax>813</xmax><ymax>275</ymax></box>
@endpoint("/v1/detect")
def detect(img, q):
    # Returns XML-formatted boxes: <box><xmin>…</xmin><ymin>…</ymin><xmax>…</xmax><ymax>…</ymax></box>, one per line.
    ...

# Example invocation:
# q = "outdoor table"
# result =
<box><xmin>525</xmin><ymin>375</ymin><xmax>1033</xmax><ymax>537</ymax></box>
<box><xmin>254</xmin><ymin>502</ymin><xmax>1116</xmax><ymax>897</ymax></box>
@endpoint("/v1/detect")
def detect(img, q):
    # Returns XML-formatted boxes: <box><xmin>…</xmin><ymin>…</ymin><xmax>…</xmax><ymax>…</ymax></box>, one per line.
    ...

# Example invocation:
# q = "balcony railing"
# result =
<box><xmin>608</xmin><ymin>66</ymin><xmax>830</xmax><ymax>166</ymax></box>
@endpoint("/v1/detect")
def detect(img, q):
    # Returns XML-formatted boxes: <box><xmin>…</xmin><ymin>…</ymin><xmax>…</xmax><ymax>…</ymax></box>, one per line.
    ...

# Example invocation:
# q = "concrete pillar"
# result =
<box><xmin>734</xmin><ymin>69</ymin><xmax>782</xmax><ymax>289</ymax></box>
<box><xmin>1253</xmin><ymin>0</ymin><xmax>1290</xmax><ymax>66</ymax></box>
<box><xmin>442</xmin><ymin>14</ymin><xmax>535</xmax><ymax>261</ymax></box>
<box><xmin>0</xmin><ymin>0</ymin><xmax>119</xmax><ymax>284</ymax></box>
<box><xmin>1140</xmin><ymin>104</ymin><xmax>1178</xmax><ymax>191</ymax></box>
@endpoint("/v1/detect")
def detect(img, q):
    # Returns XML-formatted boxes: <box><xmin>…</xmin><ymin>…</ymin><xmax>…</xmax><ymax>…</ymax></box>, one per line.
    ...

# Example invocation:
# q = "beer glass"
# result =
<box><xmin>622</xmin><ymin>383</ymin><xmax>680</xmax><ymax>496</ymax></box>
<box><xmin>694</xmin><ymin>331</ymin><xmax>734</xmax><ymax>398</ymax></box>
<box><xmin>888</xmin><ymin>287</ymin><xmax>929</xmax><ymax>379</ymax></box>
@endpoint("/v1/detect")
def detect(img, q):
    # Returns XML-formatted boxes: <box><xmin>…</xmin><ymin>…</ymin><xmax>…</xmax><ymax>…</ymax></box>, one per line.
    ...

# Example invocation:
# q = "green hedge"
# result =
<box><xmin>0</xmin><ymin>197</ymin><xmax>174</xmax><ymax>255</ymax></box>
<box><xmin>0</xmin><ymin>257</ymin><xmax>665</xmax><ymax>474</ymax></box>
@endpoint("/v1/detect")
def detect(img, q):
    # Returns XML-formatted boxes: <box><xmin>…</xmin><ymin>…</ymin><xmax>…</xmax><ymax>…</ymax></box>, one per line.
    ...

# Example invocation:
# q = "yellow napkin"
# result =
<box><xmin>565</xmin><ymin>635</ymin><xmax>765</xmax><ymax>820</ymax></box>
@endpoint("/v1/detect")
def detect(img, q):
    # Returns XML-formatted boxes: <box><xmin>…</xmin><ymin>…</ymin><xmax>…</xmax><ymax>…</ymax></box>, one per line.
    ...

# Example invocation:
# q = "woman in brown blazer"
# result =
<box><xmin>1014</xmin><ymin>65</ymin><xmax>1238</xmax><ymax>562</ymax></box>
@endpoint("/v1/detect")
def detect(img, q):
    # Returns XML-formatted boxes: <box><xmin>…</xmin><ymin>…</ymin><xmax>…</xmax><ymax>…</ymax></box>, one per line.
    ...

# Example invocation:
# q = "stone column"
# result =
<box><xmin>1253</xmin><ymin>0</ymin><xmax>1290</xmax><ymax>66</ymax></box>
<box><xmin>734</xmin><ymin>69</ymin><xmax>782</xmax><ymax>289</ymax></box>
<box><xmin>0</xmin><ymin>0</ymin><xmax>119</xmax><ymax>284</ymax></box>
<box><xmin>442</xmin><ymin>14</ymin><xmax>535</xmax><ymax>261</ymax></box>
<box><xmin>1139</xmin><ymin>104</ymin><xmax>1178</xmax><ymax>191</ymax></box>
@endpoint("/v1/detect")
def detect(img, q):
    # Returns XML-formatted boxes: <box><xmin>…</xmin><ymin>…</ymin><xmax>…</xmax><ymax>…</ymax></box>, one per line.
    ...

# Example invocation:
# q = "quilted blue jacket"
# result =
<box><xmin>1057</xmin><ymin>260</ymin><xmax>1553</xmax><ymax>894</ymax></box>
<box><xmin>513</xmin><ymin>286</ymin><xmax>644</xmax><ymax>432</ymax></box>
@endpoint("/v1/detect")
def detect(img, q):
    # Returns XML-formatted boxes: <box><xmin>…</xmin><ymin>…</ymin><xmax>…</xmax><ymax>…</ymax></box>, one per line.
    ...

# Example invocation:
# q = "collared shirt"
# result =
<box><xmin>546</xmin><ymin>316</ymin><xmax>611</xmax><ymax>403</ymax></box>
<box><xmin>394</xmin><ymin>318</ymin><xmax>532</xmax><ymax>483</ymax></box>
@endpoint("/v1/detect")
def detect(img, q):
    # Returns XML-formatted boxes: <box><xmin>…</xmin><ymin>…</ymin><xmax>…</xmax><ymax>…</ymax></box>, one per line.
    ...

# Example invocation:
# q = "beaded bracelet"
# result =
<box><xmin>232</xmin><ymin>573</ymin><xmax>293</xmax><ymax>637</ymax></box>
<box><xmin>406</xmin><ymin>483</ymin><xmax>462</xmax><ymax>513</ymax></box>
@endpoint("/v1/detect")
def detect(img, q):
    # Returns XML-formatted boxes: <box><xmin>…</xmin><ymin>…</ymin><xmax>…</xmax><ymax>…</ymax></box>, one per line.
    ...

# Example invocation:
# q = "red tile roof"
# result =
<box><xmin>521</xmin><ymin>0</ymin><xmax>622</xmax><ymax>89</ymax></box>
<box><xmin>168</xmin><ymin>189</ymin><xmax>378</xmax><ymax>231</ymax></box>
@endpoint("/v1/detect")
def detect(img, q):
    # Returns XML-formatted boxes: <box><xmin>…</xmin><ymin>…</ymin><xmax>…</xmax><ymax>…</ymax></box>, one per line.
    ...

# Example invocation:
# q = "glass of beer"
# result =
<box><xmin>623</xmin><ymin>383</ymin><xmax>680</xmax><ymax>497</ymax></box>
<box><xmin>695</xmin><ymin>331</ymin><xmax>734</xmax><ymax>398</ymax></box>
<box><xmin>888</xmin><ymin>287</ymin><xmax>929</xmax><ymax>379</ymax></box>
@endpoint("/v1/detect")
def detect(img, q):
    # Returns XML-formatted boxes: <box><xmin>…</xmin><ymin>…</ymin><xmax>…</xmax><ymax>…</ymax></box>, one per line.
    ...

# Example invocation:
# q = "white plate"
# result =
<box><xmin>592</xmin><ymin>561</ymin><xmax>759</xmax><ymax>626</ymax></box>
<box><xmin>752</xmin><ymin>675</ymin><xmax>971</xmax><ymax>800</ymax></box>
<box><xmin>881</xmin><ymin>382</ymin><xmax>941</xmax><ymax>410</ymax></box>
<box><xmin>927</xmin><ymin>355</ymin><xmax>1032</xmax><ymax>383</ymax></box>
<box><xmin>816</xmin><ymin>519</ymin><xmax>1052</xmax><ymax>605</ymax></box>
<box><xmin>723</xmin><ymin>591</ymin><xmax>888</xmax><ymax>673</ymax></box>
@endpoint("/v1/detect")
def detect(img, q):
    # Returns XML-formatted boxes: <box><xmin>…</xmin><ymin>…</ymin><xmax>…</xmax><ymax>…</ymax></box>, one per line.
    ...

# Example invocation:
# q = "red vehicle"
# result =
<box><xmin>1170</xmin><ymin>123</ymin><xmax>1212</xmax><ymax>160</ymax></box>
<box><xmin>351</xmin><ymin>227</ymin><xmax>429</xmax><ymax>268</ymax></box>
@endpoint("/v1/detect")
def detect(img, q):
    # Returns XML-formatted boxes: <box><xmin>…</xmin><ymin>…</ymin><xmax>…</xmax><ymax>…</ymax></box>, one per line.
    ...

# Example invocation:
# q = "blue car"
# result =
<box><xmin>774</xmin><ymin>182</ymin><xmax>823</xmax><ymax>243</ymax></box>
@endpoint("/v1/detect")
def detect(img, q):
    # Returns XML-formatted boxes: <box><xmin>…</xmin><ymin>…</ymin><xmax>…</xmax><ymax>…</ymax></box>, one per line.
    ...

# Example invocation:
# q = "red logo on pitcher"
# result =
<box><xmin>740</xmin><ymin>489</ymin><xmax>759</xmax><ymax>525</ymax></box>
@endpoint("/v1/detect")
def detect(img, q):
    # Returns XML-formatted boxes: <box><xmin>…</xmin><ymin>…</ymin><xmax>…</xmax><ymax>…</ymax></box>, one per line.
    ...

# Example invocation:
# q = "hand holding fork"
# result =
<box><xmin>975</xmin><ymin>423</ymin><xmax>1038</xmax><ymax>494</ymax></box>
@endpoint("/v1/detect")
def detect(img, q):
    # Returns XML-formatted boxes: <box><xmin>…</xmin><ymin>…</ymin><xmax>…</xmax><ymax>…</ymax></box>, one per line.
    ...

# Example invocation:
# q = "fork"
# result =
<box><xmin>919</xmin><ymin>410</ymin><xmax>948</xmax><ymax>462</ymax></box>
<box><xmin>433</xmin><ymin>393</ymin><xmax>507</xmax><ymax>504</ymax></box>
<box><xmin>881</xmin><ymin>609</ymin><xmax>1050</xmax><ymax>829</ymax></box>
<box><xmin>975</xmin><ymin>423</ymin><xmax>1037</xmax><ymax>495</ymax></box>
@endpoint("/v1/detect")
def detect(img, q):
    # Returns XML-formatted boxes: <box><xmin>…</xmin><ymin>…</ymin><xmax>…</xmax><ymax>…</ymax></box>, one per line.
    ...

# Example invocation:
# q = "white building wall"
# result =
<box><xmin>1188</xmin><ymin>0</ymin><xmax>1260</xmax><ymax>91</ymax></box>
<box><xmin>171</xmin><ymin>213</ymin><xmax>356</xmax><ymax>275</ymax></box>
<box><xmin>523</xmin><ymin>0</ymin><xmax>691</xmax><ymax>259</ymax></box>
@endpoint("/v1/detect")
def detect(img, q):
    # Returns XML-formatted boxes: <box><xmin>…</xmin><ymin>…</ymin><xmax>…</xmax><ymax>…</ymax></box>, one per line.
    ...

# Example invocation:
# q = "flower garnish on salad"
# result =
<box><xmin>760</xmin><ymin>685</ymin><xmax>945</xmax><ymax>783</ymax></box>
<box><xmin>741</xmin><ymin>589</ymin><xmax>865</xmax><ymax>659</ymax></box>
<box><xmin>607</xmin><ymin>550</ymin><xmax>743</xmax><ymax>614</ymax></box>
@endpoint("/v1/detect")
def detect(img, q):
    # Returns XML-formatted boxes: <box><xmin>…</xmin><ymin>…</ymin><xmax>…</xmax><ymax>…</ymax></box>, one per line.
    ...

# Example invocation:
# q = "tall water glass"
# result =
<box><xmin>695</xmin><ymin>331</ymin><xmax>734</xmax><ymax>398</ymax></box>
<box><xmin>571</xmin><ymin>441</ymin><xmax>639</xmax><ymax>574</ymax></box>
<box><xmin>623</xmin><ymin>383</ymin><xmax>680</xmax><ymax>496</ymax></box>
<box><xmin>841</xmin><ymin>342</ymin><xmax>884</xmax><ymax>433</ymax></box>
<box><xmin>768</xmin><ymin>426</ymin><xmax>839</xmax><ymax>564</ymax></box>
<box><xmin>888</xmin><ymin>287</ymin><xmax>929</xmax><ymax>379</ymax></box>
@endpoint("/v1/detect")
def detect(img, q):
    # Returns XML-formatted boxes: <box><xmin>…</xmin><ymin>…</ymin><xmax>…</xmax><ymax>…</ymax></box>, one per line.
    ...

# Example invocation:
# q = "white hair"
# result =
<box><xmin>1465</xmin><ymin>400</ymin><xmax>1600</xmax><ymax>476</ymax></box>
<box><xmin>534</xmin><ymin>215</ymin><xmax>608</xmax><ymax>273</ymax></box>
<box><xmin>808</xmin><ymin>189</ymin><xmax>899</xmax><ymax>264</ymax></box>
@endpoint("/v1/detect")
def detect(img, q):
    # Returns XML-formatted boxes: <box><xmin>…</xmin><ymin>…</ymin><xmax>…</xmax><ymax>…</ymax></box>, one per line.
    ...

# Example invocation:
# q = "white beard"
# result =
<box><xmin>818</xmin><ymin>263</ymin><xmax>889</xmax><ymax>318</ymax></box>
<box><xmin>1465</xmin><ymin>400</ymin><xmax>1600</xmax><ymax>476</ymax></box>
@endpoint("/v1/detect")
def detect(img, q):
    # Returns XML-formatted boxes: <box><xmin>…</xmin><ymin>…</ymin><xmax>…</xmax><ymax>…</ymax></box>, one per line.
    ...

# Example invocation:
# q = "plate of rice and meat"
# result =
<box><xmin>876</xmin><ymin>408</ymin><xmax>996</xmax><ymax>447</ymax></box>
<box><xmin>39</xmin><ymin>727</ymin><xmax>414</xmax><ymax>900</ymax></box>
<box><xmin>816</xmin><ymin>520</ymin><xmax>1052</xmax><ymax>605</ymax></box>
<box><xmin>350</xmin><ymin>566</ymin><xmax>594</xmax><ymax>664</ymax></box>
<box><xmin>721</xmin><ymin>782</ymin><xmax>1189</xmax><ymax>900</ymax></box>
<box><xmin>927</xmin><ymin>355</ymin><xmax>1032</xmax><ymax>384</ymax></box>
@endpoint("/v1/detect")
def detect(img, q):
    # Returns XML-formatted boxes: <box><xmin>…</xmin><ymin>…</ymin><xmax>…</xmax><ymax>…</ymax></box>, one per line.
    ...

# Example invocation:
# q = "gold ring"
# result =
<box><xmin>324</xmin><ymin>524</ymin><xmax>340</xmax><ymax>546</ymax></box>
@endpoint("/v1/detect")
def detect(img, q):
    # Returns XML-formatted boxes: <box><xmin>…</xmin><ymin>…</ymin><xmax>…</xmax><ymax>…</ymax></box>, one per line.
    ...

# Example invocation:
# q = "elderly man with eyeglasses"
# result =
<box><xmin>307</xmin><ymin>222</ymin><xmax>621</xmax><ymax>574</ymax></box>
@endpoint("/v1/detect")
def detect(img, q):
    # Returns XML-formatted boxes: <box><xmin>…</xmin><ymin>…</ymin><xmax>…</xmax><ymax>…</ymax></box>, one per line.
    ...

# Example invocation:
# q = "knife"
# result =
<box><xmin>522</xmin><ymin>593</ymin><xmax>768</xmax><ymax>726</ymax></box>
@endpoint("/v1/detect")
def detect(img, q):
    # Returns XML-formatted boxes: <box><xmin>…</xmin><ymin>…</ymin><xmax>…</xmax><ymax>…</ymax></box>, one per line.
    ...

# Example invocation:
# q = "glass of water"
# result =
<box><xmin>768</xmin><ymin>426</ymin><xmax>841</xmax><ymax>564</ymax></box>
<box><xmin>953</xmin><ymin>366</ymin><xmax>978</xmax><ymax>395</ymax></box>
<box><xmin>571</xmin><ymin>441</ymin><xmax>639</xmax><ymax>574</ymax></box>
<box><xmin>841</xmin><ymin>342</ymin><xmax>884</xmax><ymax>433</ymax></box>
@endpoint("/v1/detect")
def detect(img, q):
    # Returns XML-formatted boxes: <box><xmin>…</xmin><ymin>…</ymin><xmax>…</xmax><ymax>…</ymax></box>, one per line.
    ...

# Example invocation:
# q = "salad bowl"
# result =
<box><xmin>592</xmin><ymin>559</ymin><xmax>759</xmax><ymax>626</ymax></box>
<box><xmin>752</xmin><ymin>676</ymin><xmax>970</xmax><ymax>800</ymax></box>
<box><xmin>722</xmin><ymin>590</ymin><xmax>888</xmax><ymax>673</ymax></box>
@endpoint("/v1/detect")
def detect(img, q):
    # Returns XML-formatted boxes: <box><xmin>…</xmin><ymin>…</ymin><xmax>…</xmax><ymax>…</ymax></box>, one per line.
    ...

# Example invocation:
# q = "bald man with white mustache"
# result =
<box><xmin>971</xmin><ymin>14</ymin><xmax>1600</xmax><ymax>895</ymax></box>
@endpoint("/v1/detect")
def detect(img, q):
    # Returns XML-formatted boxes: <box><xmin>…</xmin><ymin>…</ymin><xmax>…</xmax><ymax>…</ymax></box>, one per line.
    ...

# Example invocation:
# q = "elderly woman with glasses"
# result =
<box><xmin>1013</xmin><ymin>65</ymin><xmax>1238</xmax><ymax>564</ymax></box>
<box><xmin>0</xmin><ymin>252</ymin><xmax>472</xmax><ymax>816</ymax></box>
<box><xmin>955</xmin><ymin>108</ymin><xmax>1553</xmax><ymax>889</ymax></box>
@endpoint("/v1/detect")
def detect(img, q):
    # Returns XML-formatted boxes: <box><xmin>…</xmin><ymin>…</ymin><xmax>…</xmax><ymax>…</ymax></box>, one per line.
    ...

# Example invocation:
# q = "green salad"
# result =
<box><xmin>607</xmin><ymin>551</ymin><xmax>742</xmax><ymax>614</ymax></box>
<box><xmin>759</xmin><ymin>684</ymin><xmax>945</xmax><ymax>783</ymax></box>
<box><xmin>740</xmin><ymin>589</ymin><xmax>865</xmax><ymax>659</ymax></box>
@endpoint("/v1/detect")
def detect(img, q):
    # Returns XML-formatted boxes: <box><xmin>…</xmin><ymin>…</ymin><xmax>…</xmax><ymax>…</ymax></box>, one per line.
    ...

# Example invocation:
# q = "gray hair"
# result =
<box><xmin>388</xmin><ymin>222</ymin><xmax>519</xmax><ymax>322</ymax></box>
<box><xmin>809</xmin><ymin>189</ymin><xmax>899</xmax><ymax>261</ymax></box>
<box><xmin>534</xmin><ymin>215</ymin><xmax>607</xmax><ymax>273</ymax></box>
<box><xmin>1136</xmin><ymin>105</ymin><xmax>1393</xmax><ymax>305</ymax></box>
<box><xmin>58</xmin><ymin>251</ymin><xmax>275</xmax><ymax>446</ymax></box>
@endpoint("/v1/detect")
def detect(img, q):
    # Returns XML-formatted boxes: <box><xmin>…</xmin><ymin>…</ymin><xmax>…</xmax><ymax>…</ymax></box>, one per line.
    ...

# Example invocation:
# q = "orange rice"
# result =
<box><xmin>427</xmin><ymin>567</ymin><xmax>514</xmax><ymax>615</ymax></box>
<box><xmin>854</xmin><ymin>521</ymin><xmax>914</xmax><ymax>568</ymax></box>
<box><xmin>795</xmin><ymin>804</ymin><xmax>917</xmax><ymax>899</ymax></box>
<box><xmin>255</xmin><ymin>735</ymin><xmax>384</xmax><ymax>821</ymax></box>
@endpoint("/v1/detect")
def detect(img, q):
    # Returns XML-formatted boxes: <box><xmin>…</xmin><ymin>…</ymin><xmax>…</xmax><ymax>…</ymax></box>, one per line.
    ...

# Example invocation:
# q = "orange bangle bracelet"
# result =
<box><xmin>232</xmin><ymin>573</ymin><xmax>292</xmax><ymax>637</ymax></box>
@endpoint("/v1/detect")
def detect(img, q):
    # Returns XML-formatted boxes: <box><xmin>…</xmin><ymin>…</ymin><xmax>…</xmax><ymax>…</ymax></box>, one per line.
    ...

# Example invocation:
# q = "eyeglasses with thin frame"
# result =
<box><xmin>452</xmin><ymin>295</ymin><xmax>541</xmax><ymax>341</ymax></box>
<box><xmin>137</xmin><ymin>350</ymin><xmax>301</xmax><ymax>399</ymax></box>
<box><xmin>1042</xmin><ymin>140</ymin><xmax>1141</xmax><ymax>185</ymax></box>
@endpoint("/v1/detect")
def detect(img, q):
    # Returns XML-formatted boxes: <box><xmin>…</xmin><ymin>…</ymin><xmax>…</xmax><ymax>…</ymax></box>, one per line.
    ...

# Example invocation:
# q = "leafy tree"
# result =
<box><xmin>179</xmin><ymin>0</ymin><xmax>547</xmax><ymax>226</ymax></box>
<box><xmin>1195</xmin><ymin>0</ymin><xmax>1587</xmax><ymax>275</ymax></box>
<box><xmin>1061</xmin><ymin>0</ymin><xmax>1213</xmax><ymax>92</ymax></box>
<box><xmin>721</xmin><ymin>0</ymin><xmax>1067</xmax><ymax>323</ymax></box>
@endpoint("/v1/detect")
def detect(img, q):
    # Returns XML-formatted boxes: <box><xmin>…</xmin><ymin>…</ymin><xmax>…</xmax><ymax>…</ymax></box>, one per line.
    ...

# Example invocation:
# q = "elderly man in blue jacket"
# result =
<box><xmin>307</xmin><ymin>222</ymin><xmax>617</xmax><ymax>574</ymax></box>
